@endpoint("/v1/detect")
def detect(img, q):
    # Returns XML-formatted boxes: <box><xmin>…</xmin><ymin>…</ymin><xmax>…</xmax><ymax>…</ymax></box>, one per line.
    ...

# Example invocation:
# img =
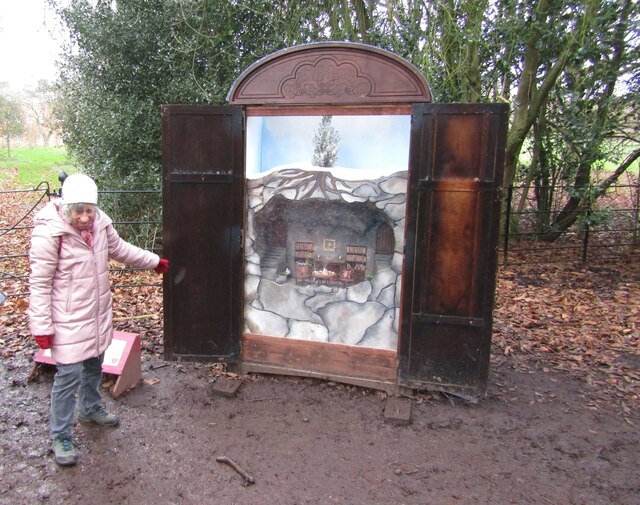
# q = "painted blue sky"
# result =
<box><xmin>246</xmin><ymin>115</ymin><xmax>411</xmax><ymax>178</ymax></box>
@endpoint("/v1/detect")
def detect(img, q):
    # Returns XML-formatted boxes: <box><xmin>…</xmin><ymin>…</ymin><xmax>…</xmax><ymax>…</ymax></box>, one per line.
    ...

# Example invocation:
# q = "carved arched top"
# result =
<box><xmin>227</xmin><ymin>42</ymin><xmax>432</xmax><ymax>105</ymax></box>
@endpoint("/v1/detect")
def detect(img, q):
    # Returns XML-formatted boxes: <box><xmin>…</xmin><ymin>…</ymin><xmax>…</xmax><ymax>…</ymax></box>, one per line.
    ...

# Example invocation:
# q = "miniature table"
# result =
<box><xmin>313</xmin><ymin>270</ymin><xmax>337</xmax><ymax>285</ymax></box>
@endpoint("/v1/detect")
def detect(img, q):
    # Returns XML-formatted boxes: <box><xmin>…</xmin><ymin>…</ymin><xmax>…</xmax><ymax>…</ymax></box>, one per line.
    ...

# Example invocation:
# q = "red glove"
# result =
<box><xmin>154</xmin><ymin>258</ymin><xmax>169</xmax><ymax>274</ymax></box>
<box><xmin>35</xmin><ymin>335</ymin><xmax>53</xmax><ymax>349</ymax></box>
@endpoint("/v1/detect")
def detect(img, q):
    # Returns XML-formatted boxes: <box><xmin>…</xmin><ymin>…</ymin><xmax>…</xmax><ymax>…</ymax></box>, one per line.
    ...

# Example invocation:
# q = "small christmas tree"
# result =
<box><xmin>312</xmin><ymin>115</ymin><xmax>340</xmax><ymax>167</ymax></box>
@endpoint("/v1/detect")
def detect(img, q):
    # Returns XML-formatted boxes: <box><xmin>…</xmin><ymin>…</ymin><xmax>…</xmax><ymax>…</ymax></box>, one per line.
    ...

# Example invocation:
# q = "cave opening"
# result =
<box><xmin>253</xmin><ymin>195</ymin><xmax>395</xmax><ymax>284</ymax></box>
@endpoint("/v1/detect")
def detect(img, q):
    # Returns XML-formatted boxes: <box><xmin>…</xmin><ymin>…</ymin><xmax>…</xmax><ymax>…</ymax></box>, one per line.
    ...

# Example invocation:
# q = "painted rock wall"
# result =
<box><xmin>245</xmin><ymin>168</ymin><xmax>407</xmax><ymax>350</ymax></box>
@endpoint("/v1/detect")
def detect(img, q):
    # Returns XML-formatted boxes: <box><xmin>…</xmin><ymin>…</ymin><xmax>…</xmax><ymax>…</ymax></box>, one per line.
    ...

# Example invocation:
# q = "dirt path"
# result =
<box><xmin>1</xmin><ymin>349</ymin><xmax>638</xmax><ymax>505</ymax></box>
<box><xmin>1</xmin><ymin>172</ymin><xmax>638</xmax><ymax>504</ymax></box>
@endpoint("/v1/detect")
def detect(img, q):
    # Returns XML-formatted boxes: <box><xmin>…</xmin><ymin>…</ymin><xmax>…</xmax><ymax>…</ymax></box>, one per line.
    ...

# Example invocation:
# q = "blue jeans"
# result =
<box><xmin>50</xmin><ymin>354</ymin><xmax>104</xmax><ymax>439</ymax></box>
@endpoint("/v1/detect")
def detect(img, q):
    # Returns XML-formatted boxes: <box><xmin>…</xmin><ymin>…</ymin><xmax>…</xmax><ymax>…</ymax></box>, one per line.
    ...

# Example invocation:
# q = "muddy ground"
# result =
<box><xmin>2</xmin><ymin>168</ymin><xmax>639</xmax><ymax>504</ymax></box>
<box><xmin>1</xmin><ymin>346</ymin><xmax>638</xmax><ymax>505</ymax></box>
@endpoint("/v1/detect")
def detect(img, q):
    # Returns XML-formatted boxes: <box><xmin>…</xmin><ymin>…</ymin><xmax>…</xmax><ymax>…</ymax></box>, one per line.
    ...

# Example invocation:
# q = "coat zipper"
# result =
<box><xmin>64</xmin><ymin>220</ymin><xmax>104</xmax><ymax>355</ymax></box>
<box><xmin>92</xmin><ymin>248</ymin><xmax>101</xmax><ymax>355</ymax></box>
<box><xmin>66</xmin><ymin>271</ymin><xmax>74</xmax><ymax>312</ymax></box>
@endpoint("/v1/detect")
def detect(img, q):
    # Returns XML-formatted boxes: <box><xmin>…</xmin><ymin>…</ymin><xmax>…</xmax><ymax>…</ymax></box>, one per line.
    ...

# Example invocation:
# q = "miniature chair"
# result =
<box><xmin>295</xmin><ymin>262</ymin><xmax>313</xmax><ymax>284</ymax></box>
<box><xmin>338</xmin><ymin>268</ymin><xmax>354</xmax><ymax>288</ymax></box>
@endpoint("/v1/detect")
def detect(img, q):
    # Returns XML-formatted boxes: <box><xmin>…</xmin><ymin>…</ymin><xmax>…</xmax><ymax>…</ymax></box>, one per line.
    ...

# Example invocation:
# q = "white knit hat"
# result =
<box><xmin>61</xmin><ymin>174</ymin><xmax>98</xmax><ymax>205</ymax></box>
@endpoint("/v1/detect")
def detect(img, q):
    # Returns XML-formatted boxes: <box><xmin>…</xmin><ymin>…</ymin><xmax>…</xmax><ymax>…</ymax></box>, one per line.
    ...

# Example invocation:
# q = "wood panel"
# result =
<box><xmin>228</xmin><ymin>42</ymin><xmax>431</xmax><ymax>105</ymax></box>
<box><xmin>375</xmin><ymin>223</ymin><xmax>395</xmax><ymax>254</ymax></box>
<box><xmin>242</xmin><ymin>333</ymin><xmax>397</xmax><ymax>382</ymax></box>
<box><xmin>162</xmin><ymin>105</ymin><xmax>245</xmax><ymax>360</ymax></box>
<box><xmin>245</xmin><ymin>104</ymin><xmax>413</xmax><ymax>116</ymax></box>
<box><xmin>399</xmin><ymin>103</ymin><xmax>508</xmax><ymax>398</ymax></box>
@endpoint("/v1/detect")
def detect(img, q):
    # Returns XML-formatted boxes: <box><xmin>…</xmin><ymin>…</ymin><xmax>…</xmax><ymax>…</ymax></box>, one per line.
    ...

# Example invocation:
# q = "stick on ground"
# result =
<box><xmin>216</xmin><ymin>455</ymin><xmax>255</xmax><ymax>485</ymax></box>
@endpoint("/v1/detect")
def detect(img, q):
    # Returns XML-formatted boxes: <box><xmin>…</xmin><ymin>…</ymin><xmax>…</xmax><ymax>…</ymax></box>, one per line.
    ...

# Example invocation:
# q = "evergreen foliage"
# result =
<box><xmin>312</xmin><ymin>116</ymin><xmax>340</xmax><ymax>168</ymax></box>
<box><xmin>52</xmin><ymin>0</ymin><xmax>322</xmax><ymax>188</ymax></box>
<box><xmin>49</xmin><ymin>0</ymin><xmax>639</xmax><ymax>241</ymax></box>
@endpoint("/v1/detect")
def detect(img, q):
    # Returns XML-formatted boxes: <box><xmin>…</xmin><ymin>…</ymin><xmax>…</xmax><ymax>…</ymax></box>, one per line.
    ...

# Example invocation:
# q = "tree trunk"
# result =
<box><xmin>461</xmin><ymin>0</ymin><xmax>487</xmax><ymax>102</ymax></box>
<box><xmin>539</xmin><ymin>148</ymin><xmax>640</xmax><ymax>241</ymax></box>
<box><xmin>352</xmin><ymin>0</ymin><xmax>372</xmax><ymax>42</ymax></box>
<box><xmin>4</xmin><ymin>136</ymin><xmax>11</xmax><ymax>159</ymax></box>
<box><xmin>504</xmin><ymin>0</ymin><xmax>591</xmax><ymax>188</ymax></box>
<box><xmin>538</xmin><ymin>0</ymin><xmax>634</xmax><ymax>242</ymax></box>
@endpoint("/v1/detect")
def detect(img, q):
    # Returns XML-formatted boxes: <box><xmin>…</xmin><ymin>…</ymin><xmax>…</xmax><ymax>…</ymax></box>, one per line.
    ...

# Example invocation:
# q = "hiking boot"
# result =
<box><xmin>78</xmin><ymin>407</ymin><xmax>120</xmax><ymax>427</ymax></box>
<box><xmin>52</xmin><ymin>435</ymin><xmax>78</xmax><ymax>466</ymax></box>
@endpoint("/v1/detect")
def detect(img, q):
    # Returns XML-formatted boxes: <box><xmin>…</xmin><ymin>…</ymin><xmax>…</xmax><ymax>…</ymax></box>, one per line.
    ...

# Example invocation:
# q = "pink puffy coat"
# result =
<box><xmin>28</xmin><ymin>201</ymin><xmax>159</xmax><ymax>364</ymax></box>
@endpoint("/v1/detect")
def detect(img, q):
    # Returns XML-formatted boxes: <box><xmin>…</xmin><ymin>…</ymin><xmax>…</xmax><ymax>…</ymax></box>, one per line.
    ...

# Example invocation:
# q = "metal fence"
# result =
<box><xmin>501</xmin><ymin>179</ymin><xmax>639</xmax><ymax>265</ymax></box>
<box><xmin>0</xmin><ymin>184</ymin><xmax>163</xmax><ymax>300</ymax></box>
<box><xmin>1</xmin><ymin>179</ymin><xmax>638</xmax><ymax>299</ymax></box>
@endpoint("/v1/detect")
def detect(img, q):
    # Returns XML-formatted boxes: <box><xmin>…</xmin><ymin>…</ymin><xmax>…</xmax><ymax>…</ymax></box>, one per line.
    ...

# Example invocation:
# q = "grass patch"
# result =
<box><xmin>0</xmin><ymin>146</ymin><xmax>79</xmax><ymax>189</ymax></box>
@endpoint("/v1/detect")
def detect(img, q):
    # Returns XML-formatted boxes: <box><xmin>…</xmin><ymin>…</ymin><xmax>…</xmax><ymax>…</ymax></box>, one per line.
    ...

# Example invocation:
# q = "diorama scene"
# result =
<box><xmin>244</xmin><ymin>115</ymin><xmax>410</xmax><ymax>349</ymax></box>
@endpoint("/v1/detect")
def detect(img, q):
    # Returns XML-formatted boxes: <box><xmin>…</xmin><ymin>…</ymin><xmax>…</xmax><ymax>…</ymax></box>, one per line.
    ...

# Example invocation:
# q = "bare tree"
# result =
<box><xmin>23</xmin><ymin>80</ymin><xmax>59</xmax><ymax>147</ymax></box>
<box><xmin>0</xmin><ymin>93</ymin><xmax>25</xmax><ymax>158</ymax></box>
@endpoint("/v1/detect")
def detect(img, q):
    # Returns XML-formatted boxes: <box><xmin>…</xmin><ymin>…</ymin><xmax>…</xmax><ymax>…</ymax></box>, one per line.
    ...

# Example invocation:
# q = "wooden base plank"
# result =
<box><xmin>239</xmin><ymin>361</ymin><xmax>399</xmax><ymax>394</ymax></box>
<box><xmin>241</xmin><ymin>333</ymin><xmax>398</xmax><ymax>392</ymax></box>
